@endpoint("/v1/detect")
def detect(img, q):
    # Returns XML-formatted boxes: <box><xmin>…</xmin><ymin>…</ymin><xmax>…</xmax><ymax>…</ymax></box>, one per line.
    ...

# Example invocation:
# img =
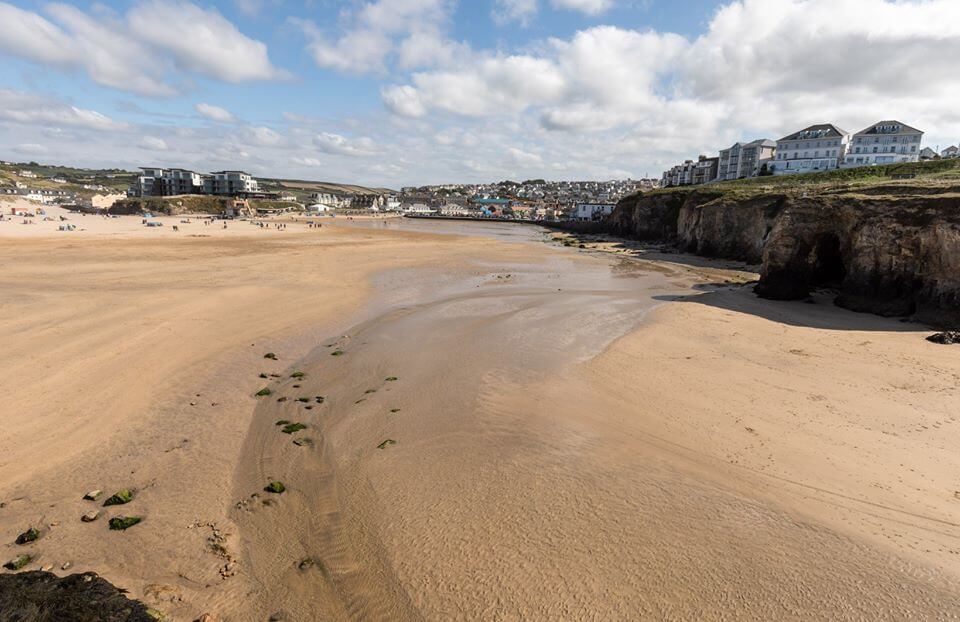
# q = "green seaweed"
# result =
<box><xmin>385</xmin><ymin>377</ymin><xmax>399</xmax><ymax>382</ymax></box>
<box><xmin>291</xmin><ymin>371</ymin><xmax>305</xmax><ymax>379</ymax></box>
<box><xmin>264</xmin><ymin>481</ymin><xmax>285</xmax><ymax>494</ymax></box>
<box><xmin>281</xmin><ymin>423</ymin><xmax>307</xmax><ymax>434</ymax></box>
<box><xmin>389</xmin><ymin>408</ymin><xmax>401</xmax><ymax>413</ymax></box>
<box><xmin>15</xmin><ymin>528</ymin><xmax>39</xmax><ymax>545</ymax></box>
<box><xmin>275</xmin><ymin>419</ymin><xmax>290</xmax><ymax>426</ymax></box>
<box><xmin>264</xmin><ymin>353</ymin><xmax>278</xmax><ymax>360</ymax></box>
<box><xmin>330</xmin><ymin>350</ymin><xmax>344</xmax><ymax>357</ymax></box>
<box><xmin>103</xmin><ymin>489</ymin><xmax>134</xmax><ymax>507</ymax></box>
<box><xmin>297</xmin><ymin>397</ymin><xmax>310</xmax><ymax>403</ymax></box>
<box><xmin>108</xmin><ymin>516</ymin><xmax>142</xmax><ymax>530</ymax></box>
<box><xmin>377</xmin><ymin>439</ymin><xmax>397</xmax><ymax>450</ymax></box>
<box><xmin>4</xmin><ymin>554</ymin><xmax>31</xmax><ymax>570</ymax></box>
<box><xmin>255</xmin><ymin>388</ymin><xmax>272</xmax><ymax>397</ymax></box>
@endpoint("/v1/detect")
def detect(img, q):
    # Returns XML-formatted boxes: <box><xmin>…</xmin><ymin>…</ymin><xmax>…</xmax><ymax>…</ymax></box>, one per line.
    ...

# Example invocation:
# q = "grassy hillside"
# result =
<box><xmin>0</xmin><ymin>162</ymin><xmax>134</xmax><ymax>197</ymax></box>
<box><xmin>649</xmin><ymin>158</ymin><xmax>960</xmax><ymax>201</ymax></box>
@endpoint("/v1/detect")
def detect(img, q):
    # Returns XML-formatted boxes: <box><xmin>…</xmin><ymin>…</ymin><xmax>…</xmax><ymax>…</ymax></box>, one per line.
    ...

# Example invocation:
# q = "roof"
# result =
<box><xmin>209</xmin><ymin>170</ymin><xmax>252</xmax><ymax>175</ymax></box>
<box><xmin>778</xmin><ymin>124</ymin><xmax>848</xmax><ymax>142</ymax></box>
<box><xmin>856</xmin><ymin>120</ymin><xmax>923</xmax><ymax>136</ymax></box>
<box><xmin>744</xmin><ymin>139</ymin><xmax>776</xmax><ymax>148</ymax></box>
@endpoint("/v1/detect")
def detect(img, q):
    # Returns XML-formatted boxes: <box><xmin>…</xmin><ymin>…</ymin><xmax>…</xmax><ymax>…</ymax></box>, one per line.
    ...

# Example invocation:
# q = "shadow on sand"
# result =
<box><xmin>653</xmin><ymin>285</ymin><xmax>933</xmax><ymax>334</ymax></box>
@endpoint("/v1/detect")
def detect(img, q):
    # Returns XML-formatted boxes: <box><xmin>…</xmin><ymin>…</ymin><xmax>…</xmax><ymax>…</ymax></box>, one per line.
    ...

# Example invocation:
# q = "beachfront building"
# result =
<box><xmin>204</xmin><ymin>171</ymin><xmax>259</xmax><ymax>195</ymax></box>
<box><xmin>842</xmin><ymin>121</ymin><xmax>923</xmax><ymax>168</ymax></box>
<box><xmin>130</xmin><ymin>167</ymin><xmax>259</xmax><ymax>197</ymax></box>
<box><xmin>693</xmin><ymin>155</ymin><xmax>720</xmax><ymax>185</ymax></box>
<box><xmin>772</xmin><ymin>124</ymin><xmax>850</xmax><ymax>176</ymax></box>
<box><xmin>739</xmin><ymin>139</ymin><xmax>777</xmax><ymax>177</ymax></box>
<box><xmin>942</xmin><ymin>146</ymin><xmax>959</xmax><ymax>158</ymax></box>
<box><xmin>573</xmin><ymin>203</ymin><xmax>616</xmax><ymax>221</ymax></box>
<box><xmin>920</xmin><ymin>147</ymin><xmax>938</xmax><ymax>160</ymax></box>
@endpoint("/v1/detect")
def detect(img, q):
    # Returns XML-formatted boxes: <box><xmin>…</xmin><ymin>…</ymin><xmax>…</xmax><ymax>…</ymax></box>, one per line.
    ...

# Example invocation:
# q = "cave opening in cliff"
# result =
<box><xmin>810</xmin><ymin>233</ymin><xmax>846</xmax><ymax>287</ymax></box>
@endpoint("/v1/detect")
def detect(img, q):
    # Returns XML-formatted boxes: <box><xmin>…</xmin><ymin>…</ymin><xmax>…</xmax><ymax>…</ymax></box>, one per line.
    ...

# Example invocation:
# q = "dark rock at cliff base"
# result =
<box><xmin>753</xmin><ymin>275</ymin><xmax>810</xmax><ymax>301</ymax></box>
<box><xmin>927</xmin><ymin>331</ymin><xmax>960</xmax><ymax>345</ymax></box>
<box><xmin>0</xmin><ymin>570</ymin><xmax>157</xmax><ymax>621</ymax></box>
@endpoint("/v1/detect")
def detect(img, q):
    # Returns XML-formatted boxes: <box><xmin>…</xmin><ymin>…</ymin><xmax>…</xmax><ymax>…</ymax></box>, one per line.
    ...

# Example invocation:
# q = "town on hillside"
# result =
<box><xmin>662</xmin><ymin>120</ymin><xmax>960</xmax><ymax>187</ymax></box>
<box><xmin>0</xmin><ymin>160</ymin><xmax>661</xmax><ymax>223</ymax></box>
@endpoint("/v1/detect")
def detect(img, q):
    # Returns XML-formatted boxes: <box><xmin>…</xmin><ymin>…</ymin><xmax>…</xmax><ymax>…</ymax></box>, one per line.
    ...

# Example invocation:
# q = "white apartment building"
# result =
<box><xmin>772</xmin><ymin>124</ymin><xmax>850</xmax><ymax>175</ymax></box>
<box><xmin>719</xmin><ymin>139</ymin><xmax>776</xmax><ymax>180</ymax></box>
<box><xmin>130</xmin><ymin>167</ymin><xmax>259</xmax><ymax>197</ymax></box>
<box><xmin>204</xmin><ymin>171</ymin><xmax>259</xmax><ymax>195</ymax></box>
<box><xmin>842</xmin><ymin>121</ymin><xmax>923</xmax><ymax>168</ymax></box>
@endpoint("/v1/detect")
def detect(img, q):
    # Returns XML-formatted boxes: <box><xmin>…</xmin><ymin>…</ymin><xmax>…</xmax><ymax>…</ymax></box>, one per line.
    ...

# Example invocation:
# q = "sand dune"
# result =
<box><xmin>0</xmin><ymin>213</ymin><xmax>957</xmax><ymax>620</ymax></box>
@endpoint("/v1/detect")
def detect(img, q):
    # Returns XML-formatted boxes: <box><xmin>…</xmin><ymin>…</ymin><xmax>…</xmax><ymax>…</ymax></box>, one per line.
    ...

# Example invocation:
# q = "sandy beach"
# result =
<box><xmin>1</xmin><ymin>204</ymin><xmax>958</xmax><ymax>620</ymax></box>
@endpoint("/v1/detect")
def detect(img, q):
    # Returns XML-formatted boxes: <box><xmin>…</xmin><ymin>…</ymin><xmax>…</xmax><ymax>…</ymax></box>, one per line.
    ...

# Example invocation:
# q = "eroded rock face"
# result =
<box><xmin>610</xmin><ymin>190</ymin><xmax>960</xmax><ymax>326</ymax></box>
<box><xmin>0</xmin><ymin>571</ymin><xmax>156</xmax><ymax>621</ymax></box>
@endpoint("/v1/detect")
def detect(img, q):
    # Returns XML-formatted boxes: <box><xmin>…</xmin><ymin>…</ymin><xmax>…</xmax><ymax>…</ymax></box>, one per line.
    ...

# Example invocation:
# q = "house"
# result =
<box><xmin>693</xmin><ymin>155</ymin><xmax>719</xmax><ymax>185</ymax></box>
<box><xmin>942</xmin><ymin>146</ymin><xmax>959</xmax><ymax>158</ymax></box>
<box><xmin>842</xmin><ymin>121</ymin><xmax>923</xmax><ymax>168</ymax></box>
<box><xmin>310</xmin><ymin>192</ymin><xmax>350</xmax><ymax>208</ymax></box>
<box><xmin>772</xmin><ymin>124</ymin><xmax>850</xmax><ymax>175</ymax></box>
<box><xmin>573</xmin><ymin>203</ymin><xmax>616</xmax><ymax>221</ymax></box>
<box><xmin>920</xmin><ymin>147</ymin><xmax>938</xmax><ymax>160</ymax></box>
<box><xmin>18</xmin><ymin>170</ymin><xmax>37</xmax><ymax>179</ymax></box>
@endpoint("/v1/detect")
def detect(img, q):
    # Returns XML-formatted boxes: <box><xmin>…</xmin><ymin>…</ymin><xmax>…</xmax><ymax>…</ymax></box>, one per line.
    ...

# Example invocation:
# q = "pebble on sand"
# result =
<box><xmin>83</xmin><ymin>490</ymin><xmax>102</xmax><ymax>501</ymax></box>
<box><xmin>81</xmin><ymin>511</ymin><xmax>100</xmax><ymax>523</ymax></box>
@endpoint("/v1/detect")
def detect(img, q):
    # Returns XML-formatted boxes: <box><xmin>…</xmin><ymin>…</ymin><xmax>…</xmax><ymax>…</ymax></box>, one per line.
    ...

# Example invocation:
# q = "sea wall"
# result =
<box><xmin>609</xmin><ymin>189</ymin><xmax>960</xmax><ymax>326</ymax></box>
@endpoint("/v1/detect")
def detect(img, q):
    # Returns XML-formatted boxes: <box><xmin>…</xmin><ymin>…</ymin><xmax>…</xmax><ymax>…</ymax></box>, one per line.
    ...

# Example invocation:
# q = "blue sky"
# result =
<box><xmin>1</xmin><ymin>0</ymin><xmax>959</xmax><ymax>187</ymax></box>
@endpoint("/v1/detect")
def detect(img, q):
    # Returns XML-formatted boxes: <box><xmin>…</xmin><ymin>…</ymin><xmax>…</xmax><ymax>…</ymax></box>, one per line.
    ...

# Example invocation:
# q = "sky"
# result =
<box><xmin>1</xmin><ymin>0</ymin><xmax>960</xmax><ymax>188</ymax></box>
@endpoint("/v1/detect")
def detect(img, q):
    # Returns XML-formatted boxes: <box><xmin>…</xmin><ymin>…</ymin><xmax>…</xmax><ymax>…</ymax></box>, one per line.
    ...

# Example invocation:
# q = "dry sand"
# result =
<box><xmin>0</xmin><ymin>207</ymin><xmax>958</xmax><ymax>620</ymax></box>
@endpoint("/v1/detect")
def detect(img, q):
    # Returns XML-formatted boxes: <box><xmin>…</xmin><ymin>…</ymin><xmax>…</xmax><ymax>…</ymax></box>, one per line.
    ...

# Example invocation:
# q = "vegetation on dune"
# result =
<box><xmin>281</xmin><ymin>422</ymin><xmax>307</xmax><ymax>434</ymax></box>
<box><xmin>256</xmin><ymin>388</ymin><xmax>272</xmax><ymax>397</ymax></box>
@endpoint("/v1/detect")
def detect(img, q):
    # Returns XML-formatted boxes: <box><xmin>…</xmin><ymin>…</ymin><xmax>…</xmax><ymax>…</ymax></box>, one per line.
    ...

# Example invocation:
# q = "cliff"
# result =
<box><xmin>609</xmin><ymin>166</ymin><xmax>960</xmax><ymax>327</ymax></box>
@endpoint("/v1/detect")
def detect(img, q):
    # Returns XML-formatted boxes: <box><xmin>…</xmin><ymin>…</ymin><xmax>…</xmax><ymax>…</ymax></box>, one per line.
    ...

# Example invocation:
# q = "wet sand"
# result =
<box><xmin>1</xmin><ymin>212</ymin><xmax>958</xmax><ymax>620</ymax></box>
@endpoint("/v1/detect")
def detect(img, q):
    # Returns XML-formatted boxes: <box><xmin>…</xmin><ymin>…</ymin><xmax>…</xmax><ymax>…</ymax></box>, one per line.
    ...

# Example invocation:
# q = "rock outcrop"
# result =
<box><xmin>609</xmin><ymin>188</ymin><xmax>960</xmax><ymax>326</ymax></box>
<box><xmin>0</xmin><ymin>570</ymin><xmax>157</xmax><ymax>621</ymax></box>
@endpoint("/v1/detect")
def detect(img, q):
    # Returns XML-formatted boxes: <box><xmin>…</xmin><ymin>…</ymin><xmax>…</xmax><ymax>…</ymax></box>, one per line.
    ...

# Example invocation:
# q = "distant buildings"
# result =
<box><xmin>842</xmin><ymin>121</ymin><xmax>923</xmax><ymax>167</ymax></box>
<box><xmin>772</xmin><ymin>124</ymin><xmax>850</xmax><ymax>176</ymax></box>
<box><xmin>129</xmin><ymin>167</ymin><xmax>259</xmax><ymax>197</ymax></box>
<box><xmin>942</xmin><ymin>146</ymin><xmax>959</xmax><ymax>158</ymax></box>
<box><xmin>662</xmin><ymin>119</ymin><xmax>930</xmax><ymax>187</ymax></box>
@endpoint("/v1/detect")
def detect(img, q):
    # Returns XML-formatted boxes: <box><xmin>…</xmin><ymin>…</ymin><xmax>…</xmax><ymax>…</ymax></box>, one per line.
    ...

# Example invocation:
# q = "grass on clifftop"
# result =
<box><xmin>644</xmin><ymin>158</ymin><xmax>960</xmax><ymax>202</ymax></box>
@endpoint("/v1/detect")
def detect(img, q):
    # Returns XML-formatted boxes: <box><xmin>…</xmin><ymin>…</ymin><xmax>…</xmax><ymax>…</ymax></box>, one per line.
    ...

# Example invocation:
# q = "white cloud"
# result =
<box><xmin>313</xmin><ymin>132</ymin><xmax>381</xmax><ymax>157</ymax></box>
<box><xmin>196</xmin><ymin>103</ymin><xmax>237</xmax><ymax>123</ymax></box>
<box><xmin>493</xmin><ymin>0</ymin><xmax>537</xmax><ymax>25</ymax></box>
<box><xmin>127</xmin><ymin>1</ymin><xmax>286</xmax><ymax>82</ymax></box>
<box><xmin>246</xmin><ymin>126</ymin><xmax>283</xmax><ymax>146</ymax></box>
<box><xmin>0</xmin><ymin>1</ymin><xmax>285</xmax><ymax>96</ymax></box>
<box><xmin>296</xmin><ymin>0</ymin><xmax>457</xmax><ymax>74</ymax></box>
<box><xmin>139</xmin><ymin>136</ymin><xmax>168</xmax><ymax>150</ymax></box>
<box><xmin>0</xmin><ymin>89</ymin><xmax>126</xmax><ymax>131</ymax></box>
<box><xmin>14</xmin><ymin>143</ymin><xmax>48</xmax><ymax>154</ymax></box>
<box><xmin>551</xmin><ymin>0</ymin><xmax>613</xmax><ymax>15</ymax></box>
<box><xmin>381</xmin><ymin>85</ymin><xmax>426</xmax><ymax>118</ymax></box>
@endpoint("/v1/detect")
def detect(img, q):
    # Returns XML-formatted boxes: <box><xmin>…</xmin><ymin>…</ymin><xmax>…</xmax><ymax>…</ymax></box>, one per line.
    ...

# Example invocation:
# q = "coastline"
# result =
<box><xmin>1</xmin><ymin>215</ymin><xmax>957</xmax><ymax>619</ymax></box>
